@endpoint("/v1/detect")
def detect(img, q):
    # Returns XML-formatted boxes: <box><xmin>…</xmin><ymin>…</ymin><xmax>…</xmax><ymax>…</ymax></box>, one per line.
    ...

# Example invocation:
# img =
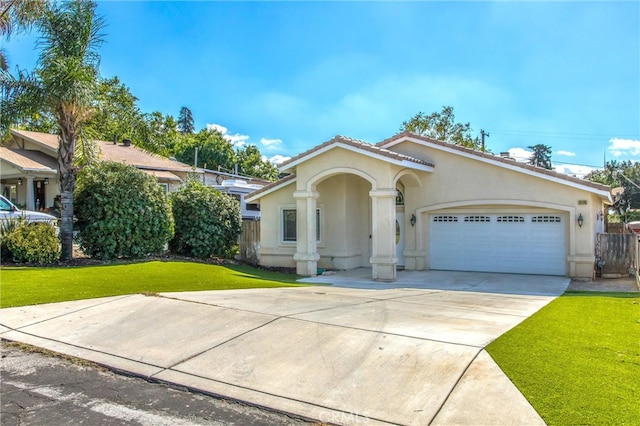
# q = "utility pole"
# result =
<box><xmin>480</xmin><ymin>129</ymin><xmax>489</xmax><ymax>152</ymax></box>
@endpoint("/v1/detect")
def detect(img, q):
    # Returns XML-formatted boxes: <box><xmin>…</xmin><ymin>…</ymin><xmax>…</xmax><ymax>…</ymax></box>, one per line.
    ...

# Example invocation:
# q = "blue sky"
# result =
<box><xmin>4</xmin><ymin>1</ymin><xmax>639</xmax><ymax>176</ymax></box>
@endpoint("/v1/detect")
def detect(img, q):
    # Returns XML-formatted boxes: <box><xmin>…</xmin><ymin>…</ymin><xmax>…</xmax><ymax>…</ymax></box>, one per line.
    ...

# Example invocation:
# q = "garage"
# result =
<box><xmin>429</xmin><ymin>213</ymin><xmax>566</xmax><ymax>275</ymax></box>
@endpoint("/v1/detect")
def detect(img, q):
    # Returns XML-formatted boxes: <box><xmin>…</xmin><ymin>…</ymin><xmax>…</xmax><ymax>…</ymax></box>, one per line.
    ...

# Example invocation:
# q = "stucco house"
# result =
<box><xmin>246</xmin><ymin>132</ymin><xmax>612</xmax><ymax>281</ymax></box>
<box><xmin>0</xmin><ymin>129</ymin><xmax>201</xmax><ymax>212</ymax></box>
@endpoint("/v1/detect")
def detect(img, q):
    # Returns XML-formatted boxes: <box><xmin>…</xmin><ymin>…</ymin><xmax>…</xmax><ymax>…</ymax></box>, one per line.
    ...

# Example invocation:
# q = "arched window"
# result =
<box><xmin>395</xmin><ymin>190</ymin><xmax>405</xmax><ymax>206</ymax></box>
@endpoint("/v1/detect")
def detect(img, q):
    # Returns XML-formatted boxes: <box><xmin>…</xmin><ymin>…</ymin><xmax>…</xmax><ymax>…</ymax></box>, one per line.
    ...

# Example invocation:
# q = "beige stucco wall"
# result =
<box><xmin>258</xmin><ymin>174</ymin><xmax>373</xmax><ymax>270</ymax></box>
<box><xmin>257</xmin><ymin>139</ymin><xmax>609</xmax><ymax>279</ymax></box>
<box><xmin>316</xmin><ymin>175</ymin><xmax>371</xmax><ymax>270</ymax></box>
<box><xmin>390</xmin><ymin>140</ymin><xmax>607</xmax><ymax>278</ymax></box>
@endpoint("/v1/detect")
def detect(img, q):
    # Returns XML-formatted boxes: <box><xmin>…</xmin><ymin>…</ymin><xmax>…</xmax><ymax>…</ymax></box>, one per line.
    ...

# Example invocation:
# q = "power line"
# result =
<box><xmin>490</xmin><ymin>129</ymin><xmax>639</xmax><ymax>138</ymax></box>
<box><xmin>508</xmin><ymin>154</ymin><xmax>603</xmax><ymax>169</ymax></box>
<box><xmin>490</xmin><ymin>132</ymin><xmax>637</xmax><ymax>142</ymax></box>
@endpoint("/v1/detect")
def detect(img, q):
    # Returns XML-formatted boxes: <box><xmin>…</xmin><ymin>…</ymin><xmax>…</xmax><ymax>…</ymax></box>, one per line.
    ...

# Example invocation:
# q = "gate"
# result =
<box><xmin>239</xmin><ymin>220</ymin><xmax>260</xmax><ymax>265</ymax></box>
<box><xmin>595</xmin><ymin>233</ymin><xmax>638</xmax><ymax>278</ymax></box>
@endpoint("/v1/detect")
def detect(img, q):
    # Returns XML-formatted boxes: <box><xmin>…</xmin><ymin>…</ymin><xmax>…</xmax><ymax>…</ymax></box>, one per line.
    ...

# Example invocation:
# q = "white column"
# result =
<box><xmin>26</xmin><ymin>176</ymin><xmax>35</xmax><ymax>210</ymax></box>
<box><xmin>369</xmin><ymin>189</ymin><xmax>397</xmax><ymax>281</ymax></box>
<box><xmin>293</xmin><ymin>190</ymin><xmax>319</xmax><ymax>276</ymax></box>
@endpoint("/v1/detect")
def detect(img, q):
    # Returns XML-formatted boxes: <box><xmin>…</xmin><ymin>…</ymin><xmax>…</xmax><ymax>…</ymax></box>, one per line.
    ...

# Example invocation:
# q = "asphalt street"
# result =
<box><xmin>1</xmin><ymin>341</ymin><xmax>313</xmax><ymax>426</ymax></box>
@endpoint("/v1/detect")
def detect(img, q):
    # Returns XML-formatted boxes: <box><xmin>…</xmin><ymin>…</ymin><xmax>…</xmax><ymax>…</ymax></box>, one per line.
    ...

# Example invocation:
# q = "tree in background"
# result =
<box><xmin>177</xmin><ymin>106</ymin><xmax>194</xmax><ymax>135</ymax></box>
<box><xmin>585</xmin><ymin>161</ymin><xmax>640</xmax><ymax>222</ymax></box>
<box><xmin>142</xmin><ymin>110</ymin><xmax>180</xmax><ymax>155</ymax></box>
<box><xmin>400</xmin><ymin>106</ymin><xmax>481</xmax><ymax>150</ymax></box>
<box><xmin>86</xmin><ymin>76</ymin><xmax>146</xmax><ymax>147</ymax></box>
<box><xmin>0</xmin><ymin>0</ymin><xmax>105</xmax><ymax>260</ymax></box>
<box><xmin>236</xmin><ymin>145</ymin><xmax>279</xmax><ymax>181</ymax></box>
<box><xmin>175</xmin><ymin>128</ymin><xmax>236</xmax><ymax>171</ymax></box>
<box><xmin>527</xmin><ymin>144</ymin><xmax>553</xmax><ymax>169</ymax></box>
<box><xmin>0</xmin><ymin>0</ymin><xmax>48</xmax><ymax>70</ymax></box>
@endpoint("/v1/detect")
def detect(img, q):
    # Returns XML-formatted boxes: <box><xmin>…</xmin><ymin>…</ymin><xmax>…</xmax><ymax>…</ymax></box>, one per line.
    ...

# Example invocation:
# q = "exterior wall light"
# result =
<box><xmin>44</xmin><ymin>178</ymin><xmax>49</xmax><ymax>185</ymax></box>
<box><xmin>410</xmin><ymin>214</ymin><xmax>416</xmax><ymax>227</ymax></box>
<box><xmin>577</xmin><ymin>213</ymin><xmax>584</xmax><ymax>228</ymax></box>
<box><xmin>17</xmin><ymin>178</ymin><xmax>23</xmax><ymax>185</ymax></box>
<box><xmin>596</xmin><ymin>210</ymin><xmax>604</xmax><ymax>221</ymax></box>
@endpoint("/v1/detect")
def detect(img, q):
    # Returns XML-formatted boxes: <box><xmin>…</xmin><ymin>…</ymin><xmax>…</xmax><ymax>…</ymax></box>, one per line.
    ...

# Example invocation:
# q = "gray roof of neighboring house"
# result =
<box><xmin>0</xmin><ymin>146</ymin><xmax>57</xmax><ymax>173</ymax></box>
<box><xmin>8</xmin><ymin>129</ymin><xmax>199</xmax><ymax>174</ymax></box>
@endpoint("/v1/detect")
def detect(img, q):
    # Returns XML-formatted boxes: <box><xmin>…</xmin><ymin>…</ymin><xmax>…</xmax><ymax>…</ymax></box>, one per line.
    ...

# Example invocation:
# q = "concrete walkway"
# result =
<box><xmin>0</xmin><ymin>271</ymin><xmax>569</xmax><ymax>425</ymax></box>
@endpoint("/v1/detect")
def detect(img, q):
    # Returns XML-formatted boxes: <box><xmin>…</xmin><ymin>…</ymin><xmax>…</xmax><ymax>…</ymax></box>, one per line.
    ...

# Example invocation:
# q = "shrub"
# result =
<box><xmin>170</xmin><ymin>180</ymin><xmax>242</xmax><ymax>258</ymax></box>
<box><xmin>74</xmin><ymin>161</ymin><xmax>174</xmax><ymax>260</ymax></box>
<box><xmin>4</xmin><ymin>223</ymin><xmax>61</xmax><ymax>264</ymax></box>
<box><xmin>0</xmin><ymin>217</ymin><xmax>25</xmax><ymax>262</ymax></box>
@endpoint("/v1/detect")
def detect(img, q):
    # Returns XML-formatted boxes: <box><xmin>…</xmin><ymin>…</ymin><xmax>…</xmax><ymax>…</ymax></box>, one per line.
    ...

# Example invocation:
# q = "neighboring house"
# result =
<box><xmin>202</xmin><ymin>169</ymin><xmax>267</xmax><ymax>220</ymax></box>
<box><xmin>246</xmin><ymin>132</ymin><xmax>612</xmax><ymax>281</ymax></box>
<box><xmin>0</xmin><ymin>129</ymin><xmax>202</xmax><ymax>212</ymax></box>
<box><xmin>212</xmin><ymin>178</ymin><xmax>264</xmax><ymax>220</ymax></box>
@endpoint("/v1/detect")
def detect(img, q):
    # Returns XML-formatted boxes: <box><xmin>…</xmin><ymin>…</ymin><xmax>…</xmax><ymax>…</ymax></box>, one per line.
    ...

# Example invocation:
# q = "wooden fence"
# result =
<box><xmin>595</xmin><ymin>233</ymin><xmax>638</xmax><ymax>278</ymax></box>
<box><xmin>239</xmin><ymin>220</ymin><xmax>260</xmax><ymax>265</ymax></box>
<box><xmin>605</xmin><ymin>222</ymin><xmax>631</xmax><ymax>234</ymax></box>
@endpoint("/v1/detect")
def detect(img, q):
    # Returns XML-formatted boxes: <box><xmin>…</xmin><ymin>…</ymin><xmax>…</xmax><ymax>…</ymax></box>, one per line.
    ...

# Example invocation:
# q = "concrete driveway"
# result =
<box><xmin>0</xmin><ymin>271</ymin><xmax>569</xmax><ymax>425</ymax></box>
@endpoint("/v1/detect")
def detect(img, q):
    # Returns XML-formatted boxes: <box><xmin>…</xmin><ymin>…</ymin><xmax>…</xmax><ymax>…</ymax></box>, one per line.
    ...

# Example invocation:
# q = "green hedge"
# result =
<box><xmin>75</xmin><ymin>161</ymin><xmax>174</xmax><ymax>260</ymax></box>
<box><xmin>170</xmin><ymin>180</ymin><xmax>242</xmax><ymax>258</ymax></box>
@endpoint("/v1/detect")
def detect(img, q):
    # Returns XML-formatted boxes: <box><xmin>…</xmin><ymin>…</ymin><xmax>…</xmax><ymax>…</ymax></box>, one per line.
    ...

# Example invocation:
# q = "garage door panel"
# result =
<box><xmin>429</xmin><ymin>213</ymin><xmax>566</xmax><ymax>276</ymax></box>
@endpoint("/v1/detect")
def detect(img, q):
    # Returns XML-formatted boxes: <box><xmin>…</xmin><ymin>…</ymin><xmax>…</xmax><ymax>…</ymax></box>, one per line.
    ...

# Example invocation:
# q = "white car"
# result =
<box><xmin>0</xmin><ymin>195</ymin><xmax>58</xmax><ymax>228</ymax></box>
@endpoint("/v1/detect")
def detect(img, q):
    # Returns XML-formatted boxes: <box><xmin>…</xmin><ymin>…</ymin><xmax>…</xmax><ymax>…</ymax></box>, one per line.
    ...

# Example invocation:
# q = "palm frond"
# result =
<box><xmin>0</xmin><ymin>66</ymin><xmax>44</xmax><ymax>133</ymax></box>
<box><xmin>75</xmin><ymin>126</ymin><xmax>99</xmax><ymax>167</ymax></box>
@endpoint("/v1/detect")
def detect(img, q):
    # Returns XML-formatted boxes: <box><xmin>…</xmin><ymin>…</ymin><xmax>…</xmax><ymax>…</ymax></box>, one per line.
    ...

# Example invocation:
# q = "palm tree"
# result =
<box><xmin>527</xmin><ymin>144</ymin><xmax>552</xmax><ymax>170</ymax></box>
<box><xmin>1</xmin><ymin>0</ymin><xmax>48</xmax><ymax>70</ymax></box>
<box><xmin>1</xmin><ymin>0</ymin><xmax>105</xmax><ymax>260</ymax></box>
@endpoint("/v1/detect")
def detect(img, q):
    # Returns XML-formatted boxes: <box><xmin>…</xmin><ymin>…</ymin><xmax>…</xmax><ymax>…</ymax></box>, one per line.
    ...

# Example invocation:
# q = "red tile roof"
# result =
<box><xmin>279</xmin><ymin>134</ymin><xmax>434</xmax><ymax>170</ymax></box>
<box><xmin>378</xmin><ymin>131</ymin><xmax>611</xmax><ymax>192</ymax></box>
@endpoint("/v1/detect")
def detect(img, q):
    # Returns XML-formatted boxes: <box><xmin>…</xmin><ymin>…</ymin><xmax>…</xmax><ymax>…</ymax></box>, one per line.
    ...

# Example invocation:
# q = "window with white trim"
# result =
<box><xmin>282</xmin><ymin>209</ymin><xmax>321</xmax><ymax>242</ymax></box>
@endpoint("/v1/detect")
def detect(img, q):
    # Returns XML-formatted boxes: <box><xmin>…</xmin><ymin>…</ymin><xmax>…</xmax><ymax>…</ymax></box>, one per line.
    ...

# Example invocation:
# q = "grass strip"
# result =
<box><xmin>487</xmin><ymin>292</ymin><xmax>640</xmax><ymax>425</ymax></box>
<box><xmin>0</xmin><ymin>261</ymin><xmax>303</xmax><ymax>308</ymax></box>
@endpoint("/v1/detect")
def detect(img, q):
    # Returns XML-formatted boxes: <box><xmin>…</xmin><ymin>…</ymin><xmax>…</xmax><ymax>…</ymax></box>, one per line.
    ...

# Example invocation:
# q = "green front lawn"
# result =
<box><xmin>0</xmin><ymin>261</ymin><xmax>303</xmax><ymax>308</ymax></box>
<box><xmin>487</xmin><ymin>292</ymin><xmax>640</xmax><ymax>425</ymax></box>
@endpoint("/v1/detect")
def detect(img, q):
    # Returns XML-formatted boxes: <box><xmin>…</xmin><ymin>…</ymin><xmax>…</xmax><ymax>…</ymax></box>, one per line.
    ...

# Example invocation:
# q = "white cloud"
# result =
<box><xmin>556</xmin><ymin>150</ymin><xmax>576</xmax><ymax>157</ymax></box>
<box><xmin>225</xmin><ymin>134</ymin><xmax>250</xmax><ymax>147</ymax></box>
<box><xmin>206</xmin><ymin>123</ymin><xmax>249</xmax><ymax>147</ymax></box>
<box><xmin>260</xmin><ymin>137</ymin><xmax>283</xmax><ymax>151</ymax></box>
<box><xmin>507</xmin><ymin>147</ymin><xmax>531</xmax><ymax>162</ymax></box>
<box><xmin>609</xmin><ymin>138</ymin><xmax>640</xmax><ymax>157</ymax></box>
<box><xmin>269</xmin><ymin>154</ymin><xmax>291</xmax><ymax>165</ymax></box>
<box><xmin>207</xmin><ymin>123</ymin><xmax>228</xmax><ymax>134</ymax></box>
<box><xmin>553</xmin><ymin>164</ymin><xmax>596</xmax><ymax>178</ymax></box>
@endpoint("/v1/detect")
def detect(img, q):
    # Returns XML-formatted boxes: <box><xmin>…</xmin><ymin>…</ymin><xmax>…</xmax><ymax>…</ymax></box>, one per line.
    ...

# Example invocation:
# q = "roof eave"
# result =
<box><xmin>382</xmin><ymin>134</ymin><xmax>612</xmax><ymax>198</ymax></box>
<box><xmin>10</xmin><ymin>129</ymin><xmax>58</xmax><ymax>154</ymax></box>
<box><xmin>246</xmin><ymin>176</ymin><xmax>297</xmax><ymax>202</ymax></box>
<box><xmin>279</xmin><ymin>141</ymin><xmax>431</xmax><ymax>174</ymax></box>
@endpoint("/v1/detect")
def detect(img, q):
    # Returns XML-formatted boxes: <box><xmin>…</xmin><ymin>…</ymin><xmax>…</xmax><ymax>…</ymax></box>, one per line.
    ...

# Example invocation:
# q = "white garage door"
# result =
<box><xmin>429</xmin><ymin>213</ymin><xmax>566</xmax><ymax>275</ymax></box>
